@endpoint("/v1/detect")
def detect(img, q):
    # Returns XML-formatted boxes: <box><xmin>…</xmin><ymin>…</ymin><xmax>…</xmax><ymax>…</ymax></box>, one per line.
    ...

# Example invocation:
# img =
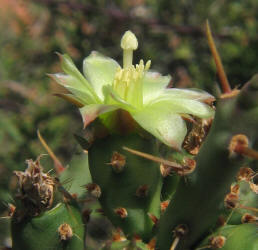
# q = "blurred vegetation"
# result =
<box><xmin>0</xmin><ymin>0</ymin><xmax>258</xmax><ymax>247</ymax></box>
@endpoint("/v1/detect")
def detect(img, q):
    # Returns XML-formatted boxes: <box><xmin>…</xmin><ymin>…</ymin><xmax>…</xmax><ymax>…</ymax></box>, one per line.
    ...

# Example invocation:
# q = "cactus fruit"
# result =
<box><xmin>10</xmin><ymin>24</ymin><xmax>257</xmax><ymax>250</ymax></box>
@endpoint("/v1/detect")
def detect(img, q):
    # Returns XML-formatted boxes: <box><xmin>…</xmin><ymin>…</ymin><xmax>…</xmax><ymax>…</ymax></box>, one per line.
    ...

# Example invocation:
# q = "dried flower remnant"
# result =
<box><xmin>183</xmin><ymin>118</ymin><xmax>213</xmax><ymax>155</ymax></box>
<box><xmin>14</xmin><ymin>158</ymin><xmax>55</xmax><ymax>217</ymax></box>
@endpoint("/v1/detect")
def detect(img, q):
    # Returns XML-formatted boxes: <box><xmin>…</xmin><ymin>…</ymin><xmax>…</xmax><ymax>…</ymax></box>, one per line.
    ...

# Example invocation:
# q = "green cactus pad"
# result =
<box><xmin>197</xmin><ymin>223</ymin><xmax>258</xmax><ymax>250</ymax></box>
<box><xmin>11</xmin><ymin>202</ymin><xmax>84</xmax><ymax>250</ymax></box>
<box><xmin>88</xmin><ymin>134</ymin><xmax>162</xmax><ymax>241</ymax></box>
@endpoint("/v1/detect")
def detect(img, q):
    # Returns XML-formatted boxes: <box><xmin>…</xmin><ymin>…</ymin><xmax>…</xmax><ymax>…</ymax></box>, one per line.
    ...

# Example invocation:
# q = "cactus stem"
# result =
<box><xmin>206</xmin><ymin>20</ymin><xmax>232</xmax><ymax>94</ymax></box>
<box><xmin>170</xmin><ymin>225</ymin><xmax>188</xmax><ymax>250</ymax></box>
<box><xmin>114</xmin><ymin>207</ymin><xmax>128</xmax><ymax>219</ymax></box>
<box><xmin>229</xmin><ymin>134</ymin><xmax>258</xmax><ymax>160</ymax></box>
<box><xmin>123</xmin><ymin>146</ymin><xmax>183</xmax><ymax>169</ymax></box>
<box><xmin>58</xmin><ymin>223</ymin><xmax>73</xmax><ymax>241</ymax></box>
<box><xmin>37</xmin><ymin>129</ymin><xmax>65</xmax><ymax>174</ymax></box>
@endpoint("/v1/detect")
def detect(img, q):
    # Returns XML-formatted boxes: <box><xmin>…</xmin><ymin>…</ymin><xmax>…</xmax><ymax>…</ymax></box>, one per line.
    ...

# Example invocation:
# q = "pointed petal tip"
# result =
<box><xmin>55</xmin><ymin>51</ymin><xmax>63</xmax><ymax>61</ymax></box>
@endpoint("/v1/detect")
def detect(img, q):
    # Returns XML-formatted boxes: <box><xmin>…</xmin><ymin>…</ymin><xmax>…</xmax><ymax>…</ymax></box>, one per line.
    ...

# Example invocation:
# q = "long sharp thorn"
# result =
<box><xmin>206</xmin><ymin>20</ymin><xmax>232</xmax><ymax>94</ymax></box>
<box><xmin>37</xmin><ymin>129</ymin><xmax>65</xmax><ymax>174</ymax></box>
<box><xmin>123</xmin><ymin>146</ymin><xmax>183</xmax><ymax>169</ymax></box>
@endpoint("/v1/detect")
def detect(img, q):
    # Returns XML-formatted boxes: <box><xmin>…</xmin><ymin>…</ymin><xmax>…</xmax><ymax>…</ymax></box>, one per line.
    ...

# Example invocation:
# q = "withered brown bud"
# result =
<box><xmin>85</xmin><ymin>183</ymin><xmax>101</xmax><ymax>198</ymax></box>
<box><xmin>114</xmin><ymin>207</ymin><xmax>128</xmax><ymax>218</ymax></box>
<box><xmin>14</xmin><ymin>158</ymin><xmax>55</xmax><ymax>217</ymax></box>
<box><xmin>58</xmin><ymin>223</ymin><xmax>73</xmax><ymax>241</ymax></box>
<box><xmin>209</xmin><ymin>235</ymin><xmax>226</xmax><ymax>249</ymax></box>
<box><xmin>241</xmin><ymin>213</ymin><xmax>258</xmax><ymax>224</ymax></box>
<box><xmin>109</xmin><ymin>152</ymin><xmax>126</xmax><ymax>173</ymax></box>
<box><xmin>136</xmin><ymin>184</ymin><xmax>149</xmax><ymax>198</ymax></box>
<box><xmin>237</xmin><ymin>167</ymin><xmax>255</xmax><ymax>182</ymax></box>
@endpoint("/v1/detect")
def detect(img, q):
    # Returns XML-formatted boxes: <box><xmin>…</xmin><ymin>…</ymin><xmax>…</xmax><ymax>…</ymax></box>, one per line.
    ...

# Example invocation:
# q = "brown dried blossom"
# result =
<box><xmin>14</xmin><ymin>157</ymin><xmax>55</xmax><ymax>217</ymax></box>
<box><xmin>183</xmin><ymin>118</ymin><xmax>213</xmax><ymax>155</ymax></box>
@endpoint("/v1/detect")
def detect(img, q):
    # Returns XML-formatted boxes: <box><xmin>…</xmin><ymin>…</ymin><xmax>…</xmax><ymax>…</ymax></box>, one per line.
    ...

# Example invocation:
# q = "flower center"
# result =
<box><xmin>112</xmin><ymin>30</ymin><xmax>151</xmax><ymax>107</ymax></box>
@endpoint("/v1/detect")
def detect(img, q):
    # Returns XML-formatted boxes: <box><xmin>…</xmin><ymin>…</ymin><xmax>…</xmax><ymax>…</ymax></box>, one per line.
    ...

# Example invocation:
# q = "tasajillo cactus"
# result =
<box><xmin>9</xmin><ymin>22</ymin><xmax>257</xmax><ymax>250</ymax></box>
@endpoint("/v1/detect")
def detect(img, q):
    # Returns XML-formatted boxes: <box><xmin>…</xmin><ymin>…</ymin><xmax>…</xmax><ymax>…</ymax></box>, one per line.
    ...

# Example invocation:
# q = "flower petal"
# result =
<box><xmin>80</xmin><ymin>104</ymin><xmax>118</xmax><ymax>128</ymax></box>
<box><xmin>142</xmin><ymin>72</ymin><xmax>171</xmax><ymax>104</ymax></box>
<box><xmin>55</xmin><ymin>53</ymin><xmax>101</xmax><ymax>103</ymax></box>
<box><xmin>83</xmin><ymin>51</ymin><xmax>120</xmax><ymax>100</ymax></box>
<box><xmin>158</xmin><ymin>88</ymin><xmax>215</xmax><ymax>101</ymax></box>
<box><xmin>148</xmin><ymin>98</ymin><xmax>215</xmax><ymax>119</ymax></box>
<box><xmin>49</xmin><ymin>73</ymin><xmax>98</xmax><ymax>105</ymax></box>
<box><xmin>131</xmin><ymin>105</ymin><xmax>187</xmax><ymax>149</ymax></box>
<box><xmin>54</xmin><ymin>93</ymin><xmax>84</xmax><ymax>107</ymax></box>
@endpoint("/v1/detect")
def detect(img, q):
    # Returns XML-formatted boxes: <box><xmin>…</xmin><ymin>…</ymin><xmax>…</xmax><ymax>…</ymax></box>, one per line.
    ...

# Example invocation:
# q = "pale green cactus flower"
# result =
<box><xmin>51</xmin><ymin>30</ymin><xmax>215</xmax><ymax>149</ymax></box>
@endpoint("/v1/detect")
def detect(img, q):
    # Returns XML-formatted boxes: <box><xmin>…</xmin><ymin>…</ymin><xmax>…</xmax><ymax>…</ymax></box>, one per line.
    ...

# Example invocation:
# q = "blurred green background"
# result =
<box><xmin>0</xmin><ymin>0</ymin><xmax>258</xmax><ymax>247</ymax></box>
